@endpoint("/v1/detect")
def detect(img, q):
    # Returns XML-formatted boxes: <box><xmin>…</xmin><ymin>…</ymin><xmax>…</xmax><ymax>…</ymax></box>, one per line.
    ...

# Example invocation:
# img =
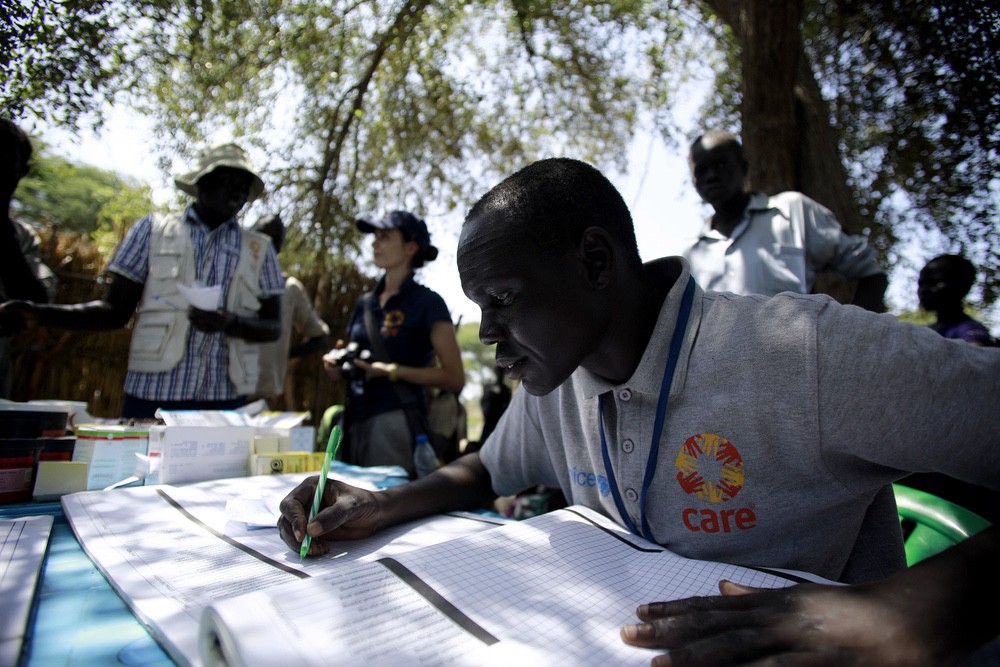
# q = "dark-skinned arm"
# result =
<box><xmin>2</xmin><ymin>273</ymin><xmax>143</xmax><ymax>330</ymax></box>
<box><xmin>852</xmin><ymin>272</ymin><xmax>888</xmax><ymax>313</ymax></box>
<box><xmin>621</xmin><ymin>525</ymin><xmax>1000</xmax><ymax>666</ymax></box>
<box><xmin>278</xmin><ymin>452</ymin><xmax>497</xmax><ymax>556</ymax></box>
<box><xmin>187</xmin><ymin>295</ymin><xmax>282</xmax><ymax>342</ymax></box>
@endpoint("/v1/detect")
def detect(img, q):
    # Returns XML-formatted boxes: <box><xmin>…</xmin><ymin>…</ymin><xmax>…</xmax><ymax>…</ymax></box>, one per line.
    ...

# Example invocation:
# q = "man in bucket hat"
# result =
<box><xmin>0</xmin><ymin>142</ymin><xmax>284</xmax><ymax>418</ymax></box>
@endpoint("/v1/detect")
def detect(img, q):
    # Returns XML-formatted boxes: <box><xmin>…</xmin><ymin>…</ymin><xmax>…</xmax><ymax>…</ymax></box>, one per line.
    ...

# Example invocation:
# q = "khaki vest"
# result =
<box><xmin>127</xmin><ymin>213</ymin><xmax>271</xmax><ymax>394</ymax></box>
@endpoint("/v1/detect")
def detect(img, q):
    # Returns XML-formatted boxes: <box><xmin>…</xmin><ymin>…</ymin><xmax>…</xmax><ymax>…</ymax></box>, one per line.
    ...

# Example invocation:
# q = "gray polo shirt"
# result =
<box><xmin>481</xmin><ymin>256</ymin><xmax>1000</xmax><ymax>583</ymax></box>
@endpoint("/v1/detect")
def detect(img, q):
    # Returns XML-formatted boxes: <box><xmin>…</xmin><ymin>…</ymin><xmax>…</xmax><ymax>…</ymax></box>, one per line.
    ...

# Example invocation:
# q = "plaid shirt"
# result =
<box><xmin>108</xmin><ymin>206</ymin><xmax>284</xmax><ymax>401</ymax></box>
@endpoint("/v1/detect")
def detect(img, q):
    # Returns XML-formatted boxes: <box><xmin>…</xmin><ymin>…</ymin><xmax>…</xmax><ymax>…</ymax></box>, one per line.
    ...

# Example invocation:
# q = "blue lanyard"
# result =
<box><xmin>599</xmin><ymin>277</ymin><xmax>694</xmax><ymax>542</ymax></box>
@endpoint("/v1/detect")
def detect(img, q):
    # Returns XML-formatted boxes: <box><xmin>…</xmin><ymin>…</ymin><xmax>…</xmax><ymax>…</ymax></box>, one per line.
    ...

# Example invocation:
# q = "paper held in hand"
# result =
<box><xmin>177</xmin><ymin>282</ymin><xmax>222</xmax><ymax>310</ymax></box>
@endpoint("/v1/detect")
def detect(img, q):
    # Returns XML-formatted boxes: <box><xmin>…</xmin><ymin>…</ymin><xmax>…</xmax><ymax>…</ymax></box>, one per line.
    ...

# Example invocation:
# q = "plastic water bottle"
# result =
<box><xmin>413</xmin><ymin>434</ymin><xmax>439</xmax><ymax>479</ymax></box>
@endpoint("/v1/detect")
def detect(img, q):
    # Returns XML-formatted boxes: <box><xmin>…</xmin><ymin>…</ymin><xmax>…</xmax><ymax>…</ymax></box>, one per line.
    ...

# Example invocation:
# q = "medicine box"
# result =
<box><xmin>147</xmin><ymin>425</ymin><xmax>255</xmax><ymax>485</ymax></box>
<box><xmin>72</xmin><ymin>425</ymin><xmax>150</xmax><ymax>490</ymax></box>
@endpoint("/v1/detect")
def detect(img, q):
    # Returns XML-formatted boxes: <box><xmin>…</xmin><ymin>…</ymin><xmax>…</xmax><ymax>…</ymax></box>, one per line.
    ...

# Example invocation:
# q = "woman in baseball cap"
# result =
<box><xmin>322</xmin><ymin>210</ymin><xmax>465</xmax><ymax>478</ymax></box>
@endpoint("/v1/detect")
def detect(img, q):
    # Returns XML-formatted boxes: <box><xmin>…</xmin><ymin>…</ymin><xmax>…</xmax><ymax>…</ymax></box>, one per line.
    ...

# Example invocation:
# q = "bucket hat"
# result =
<box><xmin>174</xmin><ymin>143</ymin><xmax>265</xmax><ymax>202</ymax></box>
<box><xmin>356</xmin><ymin>210</ymin><xmax>439</xmax><ymax>262</ymax></box>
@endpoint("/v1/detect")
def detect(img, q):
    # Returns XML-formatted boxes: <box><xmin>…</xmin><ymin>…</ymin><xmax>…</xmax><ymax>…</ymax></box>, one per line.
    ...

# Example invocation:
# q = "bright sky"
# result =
<box><xmin>34</xmin><ymin>106</ymin><xmax>984</xmax><ymax>330</ymax></box>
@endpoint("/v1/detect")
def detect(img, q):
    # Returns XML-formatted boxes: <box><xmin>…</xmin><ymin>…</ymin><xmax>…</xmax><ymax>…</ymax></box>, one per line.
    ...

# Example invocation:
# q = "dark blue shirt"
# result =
<box><xmin>344</xmin><ymin>273</ymin><xmax>453</xmax><ymax>422</ymax></box>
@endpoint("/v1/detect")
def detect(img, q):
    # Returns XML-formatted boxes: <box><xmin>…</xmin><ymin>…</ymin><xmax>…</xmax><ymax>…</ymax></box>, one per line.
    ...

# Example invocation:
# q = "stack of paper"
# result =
<box><xmin>1</xmin><ymin>515</ymin><xmax>54</xmax><ymax>666</ymax></box>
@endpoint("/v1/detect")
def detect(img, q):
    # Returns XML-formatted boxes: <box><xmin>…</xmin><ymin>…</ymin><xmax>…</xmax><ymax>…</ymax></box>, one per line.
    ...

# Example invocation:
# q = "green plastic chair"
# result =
<box><xmin>893</xmin><ymin>483</ymin><xmax>992</xmax><ymax>566</ymax></box>
<box><xmin>317</xmin><ymin>404</ymin><xmax>345</xmax><ymax>453</ymax></box>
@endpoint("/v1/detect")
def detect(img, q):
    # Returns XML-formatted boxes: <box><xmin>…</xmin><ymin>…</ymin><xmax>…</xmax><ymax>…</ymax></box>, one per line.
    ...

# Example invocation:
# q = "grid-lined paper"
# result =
<box><xmin>201</xmin><ymin>506</ymin><xmax>818</xmax><ymax>667</ymax></box>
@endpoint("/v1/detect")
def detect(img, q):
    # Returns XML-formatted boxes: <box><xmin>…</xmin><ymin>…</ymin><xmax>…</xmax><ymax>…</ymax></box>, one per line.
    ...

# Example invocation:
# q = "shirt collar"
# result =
<box><xmin>575</xmin><ymin>256</ymin><xmax>701</xmax><ymax>400</ymax></box>
<box><xmin>183</xmin><ymin>204</ymin><xmax>241</xmax><ymax>232</ymax></box>
<box><xmin>374</xmin><ymin>271</ymin><xmax>418</xmax><ymax>305</ymax></box>
<box><xmin>696</xmin><ymin>190</ymin><xmax>769</xmax><ymax>241</ymax></box>
<box><xmin>745</xmin><ymin>190</ymin><xmax>770</xmax><ymax>212</ymax></box>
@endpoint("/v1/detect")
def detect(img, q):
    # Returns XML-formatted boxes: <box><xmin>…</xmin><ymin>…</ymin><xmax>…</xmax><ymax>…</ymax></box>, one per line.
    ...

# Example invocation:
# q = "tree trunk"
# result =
<box><xmin>699</xmin><ymin>0</ymin><xmax>867</xmax><ymax>302</ymax></box>
<box><xmin>739</xmin><ymin>1</ymin><xmax>802</xmax><ymax>194</ymax></box>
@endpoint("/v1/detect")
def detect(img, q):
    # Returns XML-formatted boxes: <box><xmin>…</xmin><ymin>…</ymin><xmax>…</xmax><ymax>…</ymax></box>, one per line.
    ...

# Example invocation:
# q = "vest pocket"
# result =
<box><xmin>233</xmin><ymin>274</ymin><xmax>262</xmax><ymax>314</ymax></box>
<box><xmin>130</xmin><ymin>311</ymin><xmax>178</xmax><ymax>361</ymax></box>
<box><xmin>228</xmin><ymin>340</ymin><xmax>260</xmax><ymax>394</ymax></box>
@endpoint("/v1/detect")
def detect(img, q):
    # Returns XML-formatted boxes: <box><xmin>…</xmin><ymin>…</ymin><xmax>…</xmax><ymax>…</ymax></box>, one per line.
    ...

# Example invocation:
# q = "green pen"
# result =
<box><xmin>300</xmin><ymin>424</ymin><xmax>342</xmax><ymax>561</ymax></box>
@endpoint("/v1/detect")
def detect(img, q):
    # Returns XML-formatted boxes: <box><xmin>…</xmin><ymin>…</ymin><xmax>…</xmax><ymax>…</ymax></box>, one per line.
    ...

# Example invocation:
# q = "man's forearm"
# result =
<box><xmin>377</xmin><ymin>453</ymin><xmax>498</xmax><ymax>529</ymax></box>
<box><xmin>31</xmin><ymin>300</ymin><xmax>131</xmax><ymax>330</ymax></box>
<box><xmin>223</xmin><ymin>314</ymin><xmax>281</xmax><ymax>342</ymax></box>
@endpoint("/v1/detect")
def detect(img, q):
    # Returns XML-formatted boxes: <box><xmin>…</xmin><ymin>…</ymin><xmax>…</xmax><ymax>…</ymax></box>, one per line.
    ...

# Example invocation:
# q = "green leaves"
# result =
<box><xmin>13</xmin><ymin>143</ymin><xmax>156</xmax><ymax>248</ymax></box>
<box><xmin>1</xmin><ymin>1</ymin><xmax>127</xmax><ymax>126</ymax></box>
<box><xmin>9</xmin><ymin>0</ymin><xmax>997</xmax><ymax>310</ymax></box>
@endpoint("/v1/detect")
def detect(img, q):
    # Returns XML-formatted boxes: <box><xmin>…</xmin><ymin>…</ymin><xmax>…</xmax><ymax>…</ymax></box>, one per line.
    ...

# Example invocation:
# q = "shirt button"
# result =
<box><xmin>625</xmin><ymin>488</ymin><xmax>639</xmax><ymax>502</ymax></box>
<box><xmin>622</xmin><ymin>439</ymin><xmax>634</xmax><ymax>453</ymax></box>
<box><xmin>618</xmin><ymin>388</ymin><xmax>632</xmax><ymax>401</ymax></box>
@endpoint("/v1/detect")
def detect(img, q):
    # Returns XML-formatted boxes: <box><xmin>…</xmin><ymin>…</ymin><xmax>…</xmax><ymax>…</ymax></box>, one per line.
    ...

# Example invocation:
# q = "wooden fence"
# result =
<box><xmin>8</xmin><ymin>229</ymin><xmax>373</xmax><ymax>432</ymax></box>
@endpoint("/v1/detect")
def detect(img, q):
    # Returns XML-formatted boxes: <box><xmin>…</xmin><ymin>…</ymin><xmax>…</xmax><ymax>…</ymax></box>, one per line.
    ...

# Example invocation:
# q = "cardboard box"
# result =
<box><xmin>253</xmin><ymin>426</ymin><xmax>315</xmax><ymax>453</ymax></box>
<box><xmin>72</xmin><ymin>425</ymin><xmax>150</xmax><ymax>490</ymax></box>
<box><xmin>147</xmin><ymin>425</ymin><xmax>255</xmax><ymax>485</ymax></box>
<box><xmin>33</xmin><ymin>461</ymin><xmax>89</xmax><ymax>500</ymax></box>
<box><xmin>252</xmin><ymin>435</ymin><xmax>285</xmax><ymax>454</ymax></box>
<box><xmin>249</xmin><ymin>452</ymin><xmax>327</xmax><ymax>476</ymax></box>
<box><xmin>289</xmin><ymin>426</ymin><xmax>316</xmax><ymax>452</ymax></box>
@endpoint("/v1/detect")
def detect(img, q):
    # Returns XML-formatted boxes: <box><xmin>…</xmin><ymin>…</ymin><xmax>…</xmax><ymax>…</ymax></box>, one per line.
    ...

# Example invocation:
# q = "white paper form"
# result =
<box><xmin>61</xmin><ymin>472</ymin><xmax>507</xmax><ymax>667</ymax></box>
<box><xmin>200</xmin><ymin>505</ymin><xmax>836</xmax><ymax>667</ymax></box>
<box><xmin>176</xmin><ymin>282</ymin><xmax>222</xmax><ymax>311</ymax></box>
<box><xmin>0</xmin><ymin>515</ymin><xmax>54</xmax><ymax>667</ymax></box>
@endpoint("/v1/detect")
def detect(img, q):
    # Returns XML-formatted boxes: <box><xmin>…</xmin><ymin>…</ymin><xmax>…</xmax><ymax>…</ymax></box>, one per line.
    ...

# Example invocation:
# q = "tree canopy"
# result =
<box><xmin>5</xmin><ymin>0</ymin><xmax>998</xmax><ymax>307</ymax></box>
<box><xmin>1</xmin><ymin>1</ymin><xmax>128</xmax><ymax>125</ymax></box>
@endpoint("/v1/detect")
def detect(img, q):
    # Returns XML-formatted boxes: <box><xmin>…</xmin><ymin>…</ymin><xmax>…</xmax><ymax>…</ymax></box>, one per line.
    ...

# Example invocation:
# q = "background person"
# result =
<box><xmin>917</xmin><ymin>253</ymin><xmax>996</xmax><ymax>346</ymax></box>
<box><xmin>0</xmin><ymin>118</ymin><xmax>58</xmax><ymax>397</ymax></box>
<box><xmin>477</xmin><ymin>365</ymin><xmax>511</xmax><ymax>447</ymax></box>
<box><xmin>281</xmin><ymin>157</ymin><xmax>999</xmax><ymax>666</ymax></box>
<box><xmin>902</xmin><ymin>252</ymin><xmax>999</xmax><ymax>525</ymax></box>
<box><xmin>683</xmin><ymin>129</ymin><xmax>888</xmax><ymax>312</ymax></box>
<box><xmin>323</xmin><ymin>210</ymin><xmax>464</xmax><ymax>477</ymax></box>
<box><xmin>251</xmin><ymin>213</ymin><xmax>330</xmax><ymax>409</ymax></box>
<box><xmin>0</xmin><ymin>143</ymin><xmax>284</xmax><ymax>419</ymax></box>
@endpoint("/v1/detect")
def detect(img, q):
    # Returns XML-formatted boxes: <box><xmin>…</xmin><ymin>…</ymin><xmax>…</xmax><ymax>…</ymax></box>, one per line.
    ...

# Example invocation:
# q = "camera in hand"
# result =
<box><xmin>329</xmin><ymin>342</ymin><xmax>372</xmax><ymax>381</ymax></box>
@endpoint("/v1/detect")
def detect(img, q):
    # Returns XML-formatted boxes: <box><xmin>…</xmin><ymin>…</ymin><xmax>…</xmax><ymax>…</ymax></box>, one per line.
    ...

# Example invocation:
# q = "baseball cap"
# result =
<box><xmin>174</xmin><ymin>143</ymin><xmax>265</xmax><ymax>202</ymax></box>
<box><xmin>356</xmin><ymin>210</ymin><xmax>439</xmax><ymax>262</ymax></box>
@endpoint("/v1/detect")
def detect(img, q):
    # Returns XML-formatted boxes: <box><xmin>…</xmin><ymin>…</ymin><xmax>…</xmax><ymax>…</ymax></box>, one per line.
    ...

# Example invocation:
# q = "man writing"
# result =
<box><xmin>278</xmin><ymin>157</ymin><xmax>998</xmax><ymax>665</ymax></box>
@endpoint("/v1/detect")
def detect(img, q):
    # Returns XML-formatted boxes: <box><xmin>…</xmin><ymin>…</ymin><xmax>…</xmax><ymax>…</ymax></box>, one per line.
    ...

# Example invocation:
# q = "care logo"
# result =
<box><xmin>674</xmin><ymin>433</ymin><xmax>744</xmax><ymax>502</ymax></box>
<box><xmin>675</xmin><ymin>433</ymin><xmax>754</xmax><ymax>533</ymax></box>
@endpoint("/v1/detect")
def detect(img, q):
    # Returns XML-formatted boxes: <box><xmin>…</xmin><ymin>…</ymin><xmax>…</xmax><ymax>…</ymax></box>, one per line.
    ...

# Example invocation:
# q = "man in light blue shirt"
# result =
<box><xmin>683</xmin><ymin>129</ymin><xmax>887</xmax><ymax>312</ymax></box>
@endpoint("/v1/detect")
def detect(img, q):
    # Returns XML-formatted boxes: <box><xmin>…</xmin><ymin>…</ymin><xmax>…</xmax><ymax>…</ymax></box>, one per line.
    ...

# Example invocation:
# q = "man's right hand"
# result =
<box><xmin>277</xmin><ymin>475</ymin><xmax>385</xmax><ymax>556</ymax></box>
